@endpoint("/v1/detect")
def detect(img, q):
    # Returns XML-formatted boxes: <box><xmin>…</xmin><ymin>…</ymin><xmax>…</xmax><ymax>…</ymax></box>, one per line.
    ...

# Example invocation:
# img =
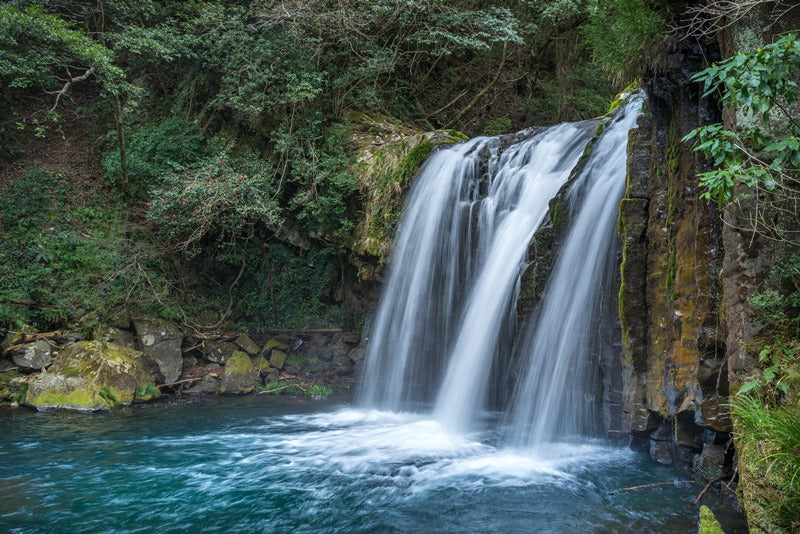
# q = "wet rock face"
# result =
<box><xmin>25</xmin><ymin>341</ymin><xmax>157</xmax><ymax>411</ymax></box>
<box><xmin>619</xmin><ymin>39</ymin><xmax>730</xmax><ymax>466</ymax></box>
<box><xmin>132</xmin><ymin>318</ymin><xmax>184</xmax><ymax>384</ymax></box>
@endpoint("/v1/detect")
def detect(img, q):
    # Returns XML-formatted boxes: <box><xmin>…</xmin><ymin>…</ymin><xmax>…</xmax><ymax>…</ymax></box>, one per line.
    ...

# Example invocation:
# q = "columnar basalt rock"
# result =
<box><xmin>619</xmin><ymin>41</ymin><xmax>728</xmax><ymax>467</ymax></box>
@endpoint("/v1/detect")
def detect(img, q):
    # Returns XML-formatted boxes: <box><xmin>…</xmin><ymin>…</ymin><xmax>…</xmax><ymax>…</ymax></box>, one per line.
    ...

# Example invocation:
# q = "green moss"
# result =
<box><xmin>666</xmin><ymin>239</ymin><xmax>677</xmax><ymax>301</ymax></box>
<box><xmin>28</xmin><ymin>387</ymin><xmax>97</xmax><ymax>408</ymax></box>
<box><xmin>443</xmin><ymin>130</ymin><xmax>469</xmax><ymax>143</ymax></box>
<box><xmin>98</xmin><ymin>387</ymin><xmax>117</xmax><ymax>406</ymax></box>
<box><xmin>262</xmin><ymin>338</ymin><xmax>289</xmax><ymax>353</ymax></box>
<box><xmin>699</xmin><ymin>506</ymin><xmax>725</xmax><ymax>534</ymax></box>
<box><xmin>394</xmin><ymin>141</ymin><xmax>433</xmax><ymax>188</ymax></box>
<box><xmin>549</xmin><ymin>197</ymin><xmax>568</xmax><ymax>232</ymax></box>
<box><xmin>224</xmin><ymin>351</ymin><xmax>254</xmax><ymax>375</ymax></box>
<box><xmin>10</xmin><ymin>382</ymin><xmax>27</xmax><ymax>404</ymax></box>
<box><xmin>595</xmin><ymin>120</ymin><xmax>605</xmax><ymax>136</ymax></box>
<box><xmin>133</xmin><ymin>382</ymin><xmax>160</xmax><ymax>401</ymax></box>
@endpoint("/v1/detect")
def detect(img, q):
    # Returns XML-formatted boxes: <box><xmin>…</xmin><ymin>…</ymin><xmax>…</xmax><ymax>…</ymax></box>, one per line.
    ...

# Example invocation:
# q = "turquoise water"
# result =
<box><xmin>0</xmin><ymin>396</ymin><xmax>743</xmax><ymax>533</ymax></box>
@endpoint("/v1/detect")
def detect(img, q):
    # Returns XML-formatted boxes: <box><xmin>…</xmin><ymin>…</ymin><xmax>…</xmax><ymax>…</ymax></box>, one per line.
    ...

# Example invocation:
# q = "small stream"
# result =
<box><xmin>0</xmin><ymin>396</ymin><xmax>745</xmax><ymax>533</ymax></box>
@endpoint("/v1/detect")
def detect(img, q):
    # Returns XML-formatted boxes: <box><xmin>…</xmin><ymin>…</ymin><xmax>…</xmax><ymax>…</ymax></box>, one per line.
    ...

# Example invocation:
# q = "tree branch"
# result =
<box><xmin>46</xmin><ymin>66</ymin><xmax>95</xmax><ymax>112</ymax></box>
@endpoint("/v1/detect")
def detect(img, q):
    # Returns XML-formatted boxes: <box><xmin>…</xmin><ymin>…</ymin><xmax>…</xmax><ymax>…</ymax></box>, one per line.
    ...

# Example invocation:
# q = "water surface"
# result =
<box><xmin>0</xmin><ymin>396</ymin><xmax>742</xmax><ymax>533</ymax></box>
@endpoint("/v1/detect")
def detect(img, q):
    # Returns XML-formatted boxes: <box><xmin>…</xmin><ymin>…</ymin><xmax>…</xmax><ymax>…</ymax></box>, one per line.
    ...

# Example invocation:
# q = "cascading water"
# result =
<box><xmin>358</xmin><ymin>123</ymin><xmax>596</xmax><ymax>414</ymax></box>
<box><xmin>509</xmin><ymin>94</ymin><xmax>645</xmax><ymax>448</ymax></box>
<box><xmin>357</xmin><ymin>138</ymin><xmax>485</xmax><ymax>409</ymax></box>
<box><xmin>359</xmin><ymin>93</ymin><xmax>644</xmax><ymax>445</ymax></box>
<box><xmin>432</xmin><ymin>124</ymin><xmax>595</xmax><ymax>432</ymax></box>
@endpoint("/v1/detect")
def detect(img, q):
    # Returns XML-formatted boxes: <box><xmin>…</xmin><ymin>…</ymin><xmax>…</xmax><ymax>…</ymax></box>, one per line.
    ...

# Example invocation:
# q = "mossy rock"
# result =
<box><xmin>269</xmin><ymin>350</ymin><xmax>287</xmax><ymax>370</ymax></box>
<box><xmin>234</xmin><ymin>333</ymin><xmax>260</xmax><ymax>355</ymax></box>
<box><xmin>261</xmin><ymin>337</ymin><xmax>289</xmax><ymax>358</ymax></box>
<box><xmin>283</xmin><ymin>352</ymin><xmax>306</xmax><ymax>375</ymax></box>
<box><xmin>348</xmin><ymin>110</ymin><xmax>467</xmax><ymax>261</ymax></box>
<box><xmin>698</xmin><ymin>505</ymin><xmax>725</xmax><ymax>534</ymax></box>
<box><xmin>0</xmin><ymin>371</ymin><xmax>27</xmax><ymax>403</ymax></box>
<box><xmin>24</xmin><ymin>341</ymin><xmax>157</xmax><ymax>411</ymax></box>
<box><xmin>219</xmin><ymin>351</ymin><xmax>260</xmax><ymax>394</ymax></box>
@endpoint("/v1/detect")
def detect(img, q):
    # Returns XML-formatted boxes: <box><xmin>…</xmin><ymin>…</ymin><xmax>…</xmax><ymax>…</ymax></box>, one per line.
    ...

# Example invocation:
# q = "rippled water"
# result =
<box><xmin>0</xmin><ymin>396</ymin><xmax>743</xmax><ymax>533</ymax></box>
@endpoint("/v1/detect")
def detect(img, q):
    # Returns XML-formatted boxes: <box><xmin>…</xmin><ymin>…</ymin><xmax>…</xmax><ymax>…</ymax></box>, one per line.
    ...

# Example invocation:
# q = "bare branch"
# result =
<box><xmin>46</xmin><ymin>66</ymin><xmax>95</xmax><ymax>112</ymax></box>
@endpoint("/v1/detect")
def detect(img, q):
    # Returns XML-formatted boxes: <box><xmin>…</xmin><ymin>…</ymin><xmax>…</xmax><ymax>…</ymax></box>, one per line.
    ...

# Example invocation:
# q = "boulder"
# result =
<box><xmin>25</xmin><ymin>341</ymin><xmax>157</xmax><ymax>411</ymax></box>
<box><xmin>251</xmin><ymin>356</ymin><xmax>274</xmax><ymax>375</ymax></box>
<box><xmin>693</xmin><ymin>443</ymin><xmax>727</xmax><ymax>481</ymax></box>
<box><xmin>261</xmin><ymin>337</ymin><xmax>289</xmax><ymax>358</ymax></box>
<box><xmin>1</xmin><ymin>327</ymin><xmax>34</xmax><ymax>355</ymax></box>
<box><xmin>269</xmin><ymin>350</ymin><xmax>287</xmax><ymax>370</ymax></box>
<box><xmin>11</xmin><ymin>340</ymin><xmax>53</xmax><ymax>370</ymax></box>
<box><xmin>234</xmin><ymin>334</ymin><xmax>260</xmax><ymax>355</ymax></box>
<box><xmin>202</xmin><ymin>341</ymin><xmax>238</xmax><ymax>364</ymax></box>
<box><xmin>220</xmin><ymin>351</ymin><xmax>260</xmax><ymax>394</ymax></box>
<box><xmin>132</xmin><ymin>318</ymin><xmax>184</xmax><ymax>384</ymax></box>
<box><xmin>93</xmin><ymin>324</ymin><xmax>137</xmax><ymax>350</ymax></box>
<box><xmin>185</xmin><ymin>375</ymin><xmax>220</xmax><ymax>395</ymax></box>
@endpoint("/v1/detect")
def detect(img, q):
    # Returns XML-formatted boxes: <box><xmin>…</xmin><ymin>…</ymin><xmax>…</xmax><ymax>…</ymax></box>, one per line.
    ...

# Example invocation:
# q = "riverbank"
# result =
<box><xmin>0</xmin><ymin>317</ymin><xmax>364</xmax><ymax>411</ymax></box>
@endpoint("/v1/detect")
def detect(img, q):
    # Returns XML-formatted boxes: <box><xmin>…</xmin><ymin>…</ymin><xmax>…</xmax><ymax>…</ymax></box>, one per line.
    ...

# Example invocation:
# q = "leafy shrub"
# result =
<box><xmin>284</xmin><ymin>124</ymin><xmax>360</xmax><ymax>243</ymax></box>
<box><xmin>584</xmin><ymin>0</ymin><xmax>666</xmax><ymax>81</ymax></box>
<box><xmin>0</xmin><ymin>169</ymin><xmax>126</xmax><ymax>330</ymax></box>
<box><xmin>102</xmin><ymin>117</ymin><xmax>208</xmax><ymax>188</ymax></box>
<box><xmin>146</xmin><ymin>146</ymin><xmax>281</xmax><ymax>253</ymax></box>
<box><xmin>684</xmin><ymin>33</ymin><xmax>800</xmax><ymax>209</ymax></box>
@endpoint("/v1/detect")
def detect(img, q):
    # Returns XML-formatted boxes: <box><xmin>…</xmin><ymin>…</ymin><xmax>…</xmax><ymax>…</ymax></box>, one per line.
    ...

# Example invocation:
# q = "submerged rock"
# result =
<box><xmin>11</xmin><ymin>340</ymin><xmax>53</xmax><ymax>370</ymax></box>
<box><xmin>132</xmin><ymin>318</ymin><xmax>184</xmax><ymax>384</ymax></box>
<box><xmin>219</xmin><ymin>351</ymin><xmax>260</xmax><ymax>394</ymax></box>
<box><xmin>25</xmin><ymin>341</ymin><xmax>157</xmax><ymax>411</ymax></box>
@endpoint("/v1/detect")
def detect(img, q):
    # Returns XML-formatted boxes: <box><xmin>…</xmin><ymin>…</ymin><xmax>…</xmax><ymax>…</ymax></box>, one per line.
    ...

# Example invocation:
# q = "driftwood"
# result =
<box><xmin>608</xmin><ymin>480</ymin><xmax>695</xmax><ymax>495</ymax></box>
<box><xmin>693</xmin><ymin>474</ymin><xmax>733</xmax><ymax>505</ymax></box>
<box><xmin>156</xmin><ymin>377</ymin><xmax>203</xmax><ymax>389</ymax></box>
<box><xmin>4</xmin><ymin>331</ymin><xmax>64</xmax><ymax>352</ymax></box>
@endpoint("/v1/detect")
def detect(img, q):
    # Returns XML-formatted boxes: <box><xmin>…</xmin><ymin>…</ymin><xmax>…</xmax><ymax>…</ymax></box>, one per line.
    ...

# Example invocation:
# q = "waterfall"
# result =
<box><xmin>509</xmin><ymin>94</ymin><xmax>644</xmax><ymax>448</ymax></box>
<box><xmin>359</xmin><ymin>94</ymin><xmax>644</xmax><ymax>444</ymax></box>
<box><xmin>357</xmin><ymin>138</ymin><xmax>486</xmax><ymax>409</ymax></box>
<box><xmin>432</xmin><ymin>124</ymin><xmax>595</xmax><ymax>431</ymax></box>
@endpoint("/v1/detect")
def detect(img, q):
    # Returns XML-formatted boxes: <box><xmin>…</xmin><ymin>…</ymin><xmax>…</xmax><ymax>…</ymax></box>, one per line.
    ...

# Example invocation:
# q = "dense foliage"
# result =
<box><xmin>685</xmin><ymin>33</ymin><xmax>800</xmax><ymax>215</ymax></box>
<box><xmin>1</xmin><ymin>0</ymin><xmax>641</xmax><ymax>333</ymax></box>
